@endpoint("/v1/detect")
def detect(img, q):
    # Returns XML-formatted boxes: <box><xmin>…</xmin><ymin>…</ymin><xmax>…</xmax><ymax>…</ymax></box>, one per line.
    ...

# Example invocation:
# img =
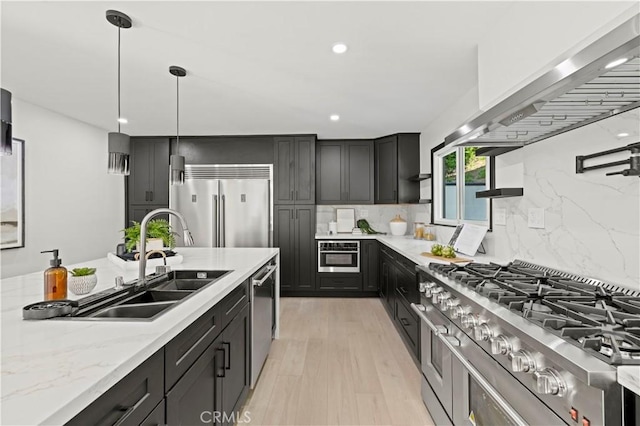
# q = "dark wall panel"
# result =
<box><xmin>172</xmin><ymin>136</ymin><xmax>275</xmax><ymax>164</ymax></box>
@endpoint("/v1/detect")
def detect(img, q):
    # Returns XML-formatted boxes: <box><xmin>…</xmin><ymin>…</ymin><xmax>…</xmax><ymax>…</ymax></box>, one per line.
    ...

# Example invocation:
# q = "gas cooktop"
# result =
<box><xmin>428</xmin><ymin>260</ymin><xmax>640</xmax><ymax>365</ymax></box>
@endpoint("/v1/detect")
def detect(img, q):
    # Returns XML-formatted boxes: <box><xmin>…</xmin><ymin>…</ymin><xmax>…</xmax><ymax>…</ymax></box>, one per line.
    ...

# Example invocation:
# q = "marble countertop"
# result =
<box><xmin>315</xmin><ymin>233</ymin><xmax>504</xmax><ymax>266</ymax></box>
<box><xmin>618</xmin><ymin>366</ymin><xmax>640</xmax><ymax>396</ymax></box>
<box><xmin>1</xmin><ymin>247</ymin><xmax>279</xmax><ymax>425</ymax></box>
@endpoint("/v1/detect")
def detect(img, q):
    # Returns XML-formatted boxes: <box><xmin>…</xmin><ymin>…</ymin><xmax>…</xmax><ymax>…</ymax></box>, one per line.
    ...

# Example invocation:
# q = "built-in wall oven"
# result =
<box><xmin>317</xmin><ymin>241</ymin><xmax>360</xmax><ymax>273</ymax></box>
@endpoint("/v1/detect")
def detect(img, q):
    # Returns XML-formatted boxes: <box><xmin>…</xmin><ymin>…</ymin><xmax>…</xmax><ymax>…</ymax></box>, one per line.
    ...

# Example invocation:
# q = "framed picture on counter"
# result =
<box><xmin>1</xmin><ymin>138</ymin><xmax>25</xmax><ymax>249</ymax></box>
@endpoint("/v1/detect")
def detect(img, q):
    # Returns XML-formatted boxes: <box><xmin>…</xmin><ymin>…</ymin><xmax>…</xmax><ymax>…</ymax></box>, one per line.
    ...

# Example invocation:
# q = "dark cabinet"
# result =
<box><xmin>362</xmin><ymin>240</ymin><xmax>379</xmax><ymax>291</ymax></box>
<box><xmin>126</xmin><ymin>137</ymin><xmax>170</xmax><ymax>225</ymax></box>
<box><xmin>274</xmin><ymin>136</ymin><xmax>316</xmax><ymax>205</ymax></box>
<box><xmin>217</xmin><ymin>304</ymin><xmax>250</xmax><ymax>425</ymax></box>
<box><xmin>66</xmin><ymin>350</ymin><xmax>164</xmax><ymax>426</ymax></box>
<box><xmin>316</xmin><ymin>140</ymin><xmax>374</xmax><ymax>204</ymax></box>
<box><xmin>275</xmin><ymin>205</ymin><xmax>316</xmax><ymax>292</ymax></box>
<box><xmin>166</xmin><ymin>336</ymin><xmax>221</xmax><ymax>426</ymax></box>
<box><xmin>140</xmin><ymin>400</ymin><xmax>165</xmax><ymax>426</ymax></box>
<box><xmin>379</xmin><ymin>247</ymin><xmax>396</xmax><ymax>315</ymax></box>
<box><xmin>374</xmin><ymin>133</ymin><xmax>420</xmax><ymax>204</ymax></box>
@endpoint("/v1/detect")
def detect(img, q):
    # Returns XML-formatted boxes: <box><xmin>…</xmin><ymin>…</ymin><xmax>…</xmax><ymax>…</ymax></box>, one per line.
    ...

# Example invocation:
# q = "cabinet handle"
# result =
<box><xmin>295</xmin><ymin>190</ymin><xmax>299</xmax><ymax>200</ymax></box>
<box><xmin>216</xmin><ymin>348</ymin><xmax>226</xmax><ymax>378</ymax></box>
<box><xmin>400</xmin><ymin>318</ymin><xmax>410</xmax><ymax>327</ymax></box>
<box><xmin>398</xmin><ymin>287</ymin><xmax>408</xmax><ymax>295</ymax></box>
<box><xmin>149</xmin><ymin>191</ymin><xmax>153</xmax><ymax>202</ymax></box>
<box><xmin>112</xmin><ymin>392</ymin><xmax>149</xmax><ymax>426</ymax></box>
<box><xmin>223</xmin><ymin>342</ymin><xmax>231</xmax><ymax>370</ymax></box>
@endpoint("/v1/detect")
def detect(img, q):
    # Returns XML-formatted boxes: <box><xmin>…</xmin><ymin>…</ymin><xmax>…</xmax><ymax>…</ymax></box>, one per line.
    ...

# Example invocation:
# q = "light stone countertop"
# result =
<box><xmin>618</xmin><ymin>366</ymin><xmax>640</xmax><ymax>396</ymax></box>
<box><xmin>315</xmin><ymin>233</ymin><xmax>506</xmax><ymax>266</ymax></box>
<box><xmin>1</xmin><ymin>247</ymin><xmax>279</xmax><ymax>426</ymax></box>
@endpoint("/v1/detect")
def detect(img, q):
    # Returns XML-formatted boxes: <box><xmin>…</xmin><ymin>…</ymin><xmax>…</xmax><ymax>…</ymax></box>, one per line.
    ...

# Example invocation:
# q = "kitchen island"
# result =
<box><xmin>1</xmin><ymin>247</ymin><xmax>279</xmax><ymax>425</ymax></box>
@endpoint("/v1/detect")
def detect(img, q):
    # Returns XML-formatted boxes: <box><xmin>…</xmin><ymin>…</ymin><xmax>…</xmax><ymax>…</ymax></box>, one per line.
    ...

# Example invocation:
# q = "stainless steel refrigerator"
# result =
<box><xmin>170</xmin><ymin>164</ymin><xmax>272</xmax><ymax>247</ymax></box>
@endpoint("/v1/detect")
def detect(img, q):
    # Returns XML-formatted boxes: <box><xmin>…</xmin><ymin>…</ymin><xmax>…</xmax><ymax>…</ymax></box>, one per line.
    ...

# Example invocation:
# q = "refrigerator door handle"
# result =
<box><xmin>221</xmin><ymin>194</ymin><xmax>226</xmax><ymax>247</ymax></box>
<box><xmin>213</xmin><ymin>194</ymin><xmax>219</xmax><ymax>247</ymax></box>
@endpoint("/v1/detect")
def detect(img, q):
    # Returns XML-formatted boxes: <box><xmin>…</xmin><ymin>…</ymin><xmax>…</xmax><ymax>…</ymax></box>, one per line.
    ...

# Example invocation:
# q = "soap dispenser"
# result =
<box><xmin>41</xmin><ymin>249</ymin><xmax>67</xmax><ymax>300</ymax></box>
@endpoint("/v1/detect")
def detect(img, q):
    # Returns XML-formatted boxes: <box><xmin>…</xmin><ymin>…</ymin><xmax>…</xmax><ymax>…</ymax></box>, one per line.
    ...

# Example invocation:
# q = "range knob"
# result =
<box><xmin>450</xmin><ymin>305</ymin><xmax>466</xmax><ymax>319</ymax></box>
<box><xmin>441</xmin><ymin>298</ymin><xmax>460</xmax><ymax>312</ymax></box>
<box><xmin>433</xmin><ymin>291</ymin><xmax>450</xmax><ymax>304</ymax></box>
<box><xmin>425</xmin><ymin>286</ymin><xmax>442</xmax><ymax>298</ymax></box>
<box><xmin>436</xmin><ymin>292</ymin><xmax>452</xmax><ymax>308</ymax></box>
<box><xmin>419</xmin><ymin>282</ymin><xmax>436</xmax><ymax>293</ymax></box>
<box><xmin>473</xmin><ymin>323</ymin><xmax>494</xmax><ymax>341</ymax></box>
<box><xmin>460</xmin><ymin>314</ymin><xmax>478</xmax><ymax>329</ymax></box>
<box><xmin>508</xmin><ymin>350</ymin><xmax>537</xmax><ymax>373</ymax></box>
<box><xmin>489</xmin><ymin>335</ymin><xmax>512</xmax><ymax>355</ymax></box>
<box><xmin>533</xmin><ymin>368</ymin><xmax>567</xmax><ymax>397</ymax></box>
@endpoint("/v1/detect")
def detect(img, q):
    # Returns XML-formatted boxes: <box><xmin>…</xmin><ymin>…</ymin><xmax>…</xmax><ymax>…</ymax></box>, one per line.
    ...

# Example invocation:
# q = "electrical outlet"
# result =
<box><xmin>528</xmin><ymin>208</ymin><xmax>545</xmax><ymax>229</ymax></box>
<box><xmin>360</xmin><ymin>209</ymin><xmax>368</xmax><ymax>218</ymax></box>
<box><xmin>494</xmin><ymin>208</ymin><xmax>507</xmax><ymax>226</ymax></box>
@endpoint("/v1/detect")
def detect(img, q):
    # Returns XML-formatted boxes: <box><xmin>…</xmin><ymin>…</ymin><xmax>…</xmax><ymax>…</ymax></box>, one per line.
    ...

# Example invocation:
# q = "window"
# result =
<box><xmin>432</xmin><ymin>145</ymin><xmax>492</xmax><ymax>226</ymax></box>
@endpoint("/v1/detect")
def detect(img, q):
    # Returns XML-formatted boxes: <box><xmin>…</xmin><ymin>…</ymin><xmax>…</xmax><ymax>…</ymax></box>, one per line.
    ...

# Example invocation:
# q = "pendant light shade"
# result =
<box><xmin>106</xmin><ymin>10</ymin><xmax>132</xmax><ymax>175</ymax></box>
<box><xmin>1</xmin><ymin>88</ymin><xmax>13</xmax><ymax>156</ymax></box>
<box><xmin>169</xmin><ymin>65</ymin><xmax>187</xmax><ymax>186</ymax></box>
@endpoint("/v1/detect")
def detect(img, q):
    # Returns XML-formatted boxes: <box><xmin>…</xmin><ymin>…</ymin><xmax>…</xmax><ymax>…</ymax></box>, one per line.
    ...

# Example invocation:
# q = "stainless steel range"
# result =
<box><xmin>411</xmin><ymin>260</ymin><xmax>640</xmax><ymax>426</ymax></box>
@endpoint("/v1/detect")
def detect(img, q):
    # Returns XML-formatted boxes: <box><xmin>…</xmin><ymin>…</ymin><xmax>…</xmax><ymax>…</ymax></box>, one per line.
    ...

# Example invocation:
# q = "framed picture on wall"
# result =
<box><xmin>1</xmin><ymin>138</ymin><xmax>25</xmax><ymax>249</ymax></box>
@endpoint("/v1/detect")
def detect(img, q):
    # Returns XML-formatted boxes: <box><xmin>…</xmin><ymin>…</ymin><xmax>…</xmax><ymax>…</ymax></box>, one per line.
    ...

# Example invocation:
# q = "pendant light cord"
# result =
<box><xmin>117</xmin><ymin>26</ymin><xmax>121</xmax><ymax>133</ymax></box>
<box><xmin>176</xmin><ymin>74</ymin><xmax>180</xmax><ymax>150</ymax></box>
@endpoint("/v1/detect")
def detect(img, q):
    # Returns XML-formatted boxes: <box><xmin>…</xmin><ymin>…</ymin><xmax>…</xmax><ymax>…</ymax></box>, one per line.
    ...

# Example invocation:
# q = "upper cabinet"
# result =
<box><xmin>316</xmin><ymin>140</ymin><xmax>374</xmax><ymax>204</ymax></box>
<box><xmin>374</xmin><ymin>133</ymin><xmax>420</xmax><ymax>204</ymax></box>
<box><xmin>126</xmin><ymin>137</ymin><xmax>170</xmax><ymax>225</ymax></box>
<box><xmin>274</xmin><ymin>136</ymin><xmax>316</xmax><ymax>205</ymax></box>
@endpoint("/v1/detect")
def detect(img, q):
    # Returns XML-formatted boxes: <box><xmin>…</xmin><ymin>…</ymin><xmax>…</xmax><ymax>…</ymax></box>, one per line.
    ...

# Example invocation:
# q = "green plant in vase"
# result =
<box><xmin>68</xmin><ymin>267</ymin><xmax>97</xmax><ymax>295</ymax></box>
<box><xmin>122</xmin><ymin>219</ymin><xmax>177</xmax><ymax>253</ymax></box>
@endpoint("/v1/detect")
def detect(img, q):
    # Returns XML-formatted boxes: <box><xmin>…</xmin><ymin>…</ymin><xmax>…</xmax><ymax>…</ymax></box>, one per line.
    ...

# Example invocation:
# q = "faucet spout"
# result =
<box><xmin>138</xmin><ymin>208</ymin><xmax>194</xmax><ymax>284</ymax></box>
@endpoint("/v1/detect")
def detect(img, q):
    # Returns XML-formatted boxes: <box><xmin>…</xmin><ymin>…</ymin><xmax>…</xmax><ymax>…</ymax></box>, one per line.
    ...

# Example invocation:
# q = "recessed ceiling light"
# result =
<box><xmin>332</xmin><ymin>43</ymin><xmax>348</xmax><ymax>54</ymax></box>
<box><xmin>617</xmin><ymin>132</ymin><xmax>630</xmax><ymax>138</ymax></box>
<box><xmin>330</xmin><ymin>114</ymin><xmax>340</xmax><ymax>121</ymax></box>
<box><xmin>117</xmin><ymin>117</ymin><xmax>128</xmax><ymax>124</ymax></box>
<box><xmin>605</xmin><ymin>57</ymin><xmax>628</xmax><ymax>69</ymax></box>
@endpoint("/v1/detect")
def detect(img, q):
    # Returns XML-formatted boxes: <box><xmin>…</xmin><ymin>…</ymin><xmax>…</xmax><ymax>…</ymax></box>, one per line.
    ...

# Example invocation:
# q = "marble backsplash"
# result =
<box><xmin>316</xmin><ymin>204</ymin><xmax>431</xmax><ymax>235</ymax></box>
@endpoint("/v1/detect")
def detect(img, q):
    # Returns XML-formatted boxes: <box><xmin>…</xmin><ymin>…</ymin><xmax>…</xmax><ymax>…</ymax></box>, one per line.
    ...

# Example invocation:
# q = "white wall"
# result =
<box><xmin>477</xmin><ymin>2</ymin><xmax>638</xmax><ymax>110</ymax></box>
<box><xmin>0</xmin><ymin>99</ymin><xmax>124</xmax><ymax>278</ymax></box>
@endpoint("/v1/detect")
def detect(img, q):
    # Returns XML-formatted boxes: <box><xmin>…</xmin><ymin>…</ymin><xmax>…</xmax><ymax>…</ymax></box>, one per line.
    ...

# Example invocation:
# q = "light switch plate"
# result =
<box><xmin>494</xmin><ymin>208</ymin><xmax>507</xmax><ymax>226</ymax></box>
<box><xmin>528</xmin><ymin>208</ymin><xmax>545</xmax><ymax>229</ymax></box>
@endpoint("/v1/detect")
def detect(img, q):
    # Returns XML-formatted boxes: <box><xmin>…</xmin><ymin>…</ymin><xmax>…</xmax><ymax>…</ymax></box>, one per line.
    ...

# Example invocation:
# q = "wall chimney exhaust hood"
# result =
<box><xmin>444</xmin><ymin>13</ymin><xmax>640</xmax><ymax>150</ymax></box>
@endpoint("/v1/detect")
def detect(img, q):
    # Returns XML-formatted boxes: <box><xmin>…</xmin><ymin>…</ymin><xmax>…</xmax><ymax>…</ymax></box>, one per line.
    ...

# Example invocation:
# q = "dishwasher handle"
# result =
<box><xmin>252</xmin><ymin>264</ymin><xmax>277</xmax><ymax>287</ymax></box>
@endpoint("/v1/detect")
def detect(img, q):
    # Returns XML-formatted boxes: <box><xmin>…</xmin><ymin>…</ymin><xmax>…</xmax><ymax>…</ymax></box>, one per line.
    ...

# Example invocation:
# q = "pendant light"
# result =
<box><xmin>169</xmin><ymin>66</ymin><xmax>187</xmax><ymax>185</ymax></box>
<box><xmin>106</xmin><ymin>10</ymin><xmax>132</xmax><ymax>175</ymax></box>
<box><xmin>1</xmin><ymin>88</ymin><xmax>12</xmax><ymax>156</ymax></box>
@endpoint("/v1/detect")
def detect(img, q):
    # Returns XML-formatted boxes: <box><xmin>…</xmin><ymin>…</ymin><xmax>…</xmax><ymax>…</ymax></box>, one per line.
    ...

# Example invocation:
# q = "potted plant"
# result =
<box><xmin>68</xmin><ymin>267</ymin><xmax>97</xmax><ymax>295</ymax></box>
<box><xmin>122</xmin><ymin>219</ymin><xmax>177</xmax><ymax>253</ymax></box>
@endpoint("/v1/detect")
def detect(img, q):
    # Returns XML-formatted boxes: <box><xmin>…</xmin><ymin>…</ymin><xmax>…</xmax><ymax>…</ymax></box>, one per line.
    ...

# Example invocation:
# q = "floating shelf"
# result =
<box><xmin>476</xmin><ymin>146</ymin><xmax>522</xmax><ymax>157</ymax></box>
<box><xmin>408</xmin><ymin>173</ymin><xmax>432</xmax><ymax>182</ymax></box>
<box><xmin>418</xmin><ymin>199</ymin><xmax>432</xmax><ymax>204</ymax></box>
<box><xmin>475</xmin><ymin>188</ymin><xmax>523</xmax><ymax>199</ymax></box>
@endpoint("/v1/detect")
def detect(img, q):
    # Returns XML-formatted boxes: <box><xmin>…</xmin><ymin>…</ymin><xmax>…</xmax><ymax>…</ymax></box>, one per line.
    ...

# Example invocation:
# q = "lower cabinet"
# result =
<box><xmin>275</xmin><ymin>205</ymin><xmax>316</xmax><ymax>293</ymax></box>
<box><xmin>362</xmin><ymin>240</ymin><xmax>379</xmax><ymax>291</ymax></box>
<box><xmin>66</xmin><ymin>278</ymin><xmax>255</xmax><ymax>426</ymax></box>
<box><xmin>66</xmin><ymin>350</ymin><xmax>164</xmax><ymax>426</ymax></box>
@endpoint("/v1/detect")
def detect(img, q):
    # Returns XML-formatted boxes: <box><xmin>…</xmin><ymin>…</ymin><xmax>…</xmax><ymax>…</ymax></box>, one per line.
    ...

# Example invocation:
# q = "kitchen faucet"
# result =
<box><xmin>138</xmin><ymin>208</ymin><xmax>194</xmax><ymax>284</ymax></box>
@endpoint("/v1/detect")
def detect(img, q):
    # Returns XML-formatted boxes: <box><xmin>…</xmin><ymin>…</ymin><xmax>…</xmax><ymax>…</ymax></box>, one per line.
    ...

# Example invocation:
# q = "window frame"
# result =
<box><xmin>430</xmin><ymin>142</ymin><xmax>494</xmax><ymax>228</ymax></box>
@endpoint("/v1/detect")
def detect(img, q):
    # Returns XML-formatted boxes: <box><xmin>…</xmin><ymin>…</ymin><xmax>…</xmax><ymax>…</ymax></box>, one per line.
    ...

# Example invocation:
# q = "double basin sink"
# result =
<box><xmin>70</xmin><ymin>270</ymin><xmax>231</xmax><ymax>321</ymax></box>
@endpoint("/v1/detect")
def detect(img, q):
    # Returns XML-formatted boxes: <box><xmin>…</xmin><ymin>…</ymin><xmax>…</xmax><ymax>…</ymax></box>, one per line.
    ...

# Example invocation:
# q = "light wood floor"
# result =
<box><xmin>241</xmin><ymin>298</ymin><xmax>435</xmax><ymax>426</ymax></box>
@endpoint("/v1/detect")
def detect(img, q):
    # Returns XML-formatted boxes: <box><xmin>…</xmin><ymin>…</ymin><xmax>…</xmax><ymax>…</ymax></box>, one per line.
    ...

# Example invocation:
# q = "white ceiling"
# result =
<box><xmin>1</xmin><ymin>1</ymin><xmax>515</xmax><ymax>139</ymax></box>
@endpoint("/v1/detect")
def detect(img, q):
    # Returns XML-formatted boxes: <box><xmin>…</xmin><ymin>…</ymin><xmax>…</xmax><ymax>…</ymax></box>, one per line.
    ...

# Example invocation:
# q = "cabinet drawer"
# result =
<box><xmin>318</xmin><ymin>275</ymin><xmax>362</xmax><ymax>290</ymax></box>
<box><xmin>396</xmin><ymin>254</ymin><xmax>417</xmax><ymax>276</ymax></box>
<box><xmin>165</xmin><ymin>304</ymin><xmax>220</xmax><ymax>391</ymax></box>
<box><xmin>395</xmin><ymin>268</ymin><xmax>419</xmax><ymax>304</ymax></box>
<box><xmin>66</xmin><ymin>350</ymin><xmax>164</xmax><ymax>426</ymax></box>
<box><xmin>395</xmin><ymin>297</ymin><xmax>419</xmax><ymax>358</ymax></box>
<box><xmin>219</xmin><ymin>280</ymin><xmax>250</xmax><ymax>331</ymax></box>
<box><xmin>140</xmin><ymin>399</ymin><xmax>165</xmax><ymax>426</ymax></box>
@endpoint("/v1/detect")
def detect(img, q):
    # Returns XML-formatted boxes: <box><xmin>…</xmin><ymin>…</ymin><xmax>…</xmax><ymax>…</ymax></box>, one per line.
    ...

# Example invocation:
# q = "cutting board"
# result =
<box><xmin>420</xmin><ymin>252</ymin><xmax>473</xmax><ymax>263</ymax></box>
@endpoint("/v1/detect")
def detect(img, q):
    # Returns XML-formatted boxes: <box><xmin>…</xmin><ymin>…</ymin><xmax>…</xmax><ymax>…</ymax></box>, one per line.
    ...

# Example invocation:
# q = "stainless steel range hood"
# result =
<box><xmin>444</xmin><ymin>13</ymin><xmax>640</xmax><ymax>150</ymax></box>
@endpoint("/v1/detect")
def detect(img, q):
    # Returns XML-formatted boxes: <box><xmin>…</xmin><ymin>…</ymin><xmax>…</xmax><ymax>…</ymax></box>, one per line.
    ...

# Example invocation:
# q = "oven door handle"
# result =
<box><xmin>410</xmin><ymin>303</ymin><xmax>440</xmax><ymax>334</ymax></box>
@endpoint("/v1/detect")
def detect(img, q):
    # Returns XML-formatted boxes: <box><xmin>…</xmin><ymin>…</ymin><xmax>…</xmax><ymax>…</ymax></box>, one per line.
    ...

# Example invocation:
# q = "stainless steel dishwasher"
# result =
<box><xmin>250</xmin><ymin>261</ymin><xmax>277</xmax><ymax>388</ymax></box>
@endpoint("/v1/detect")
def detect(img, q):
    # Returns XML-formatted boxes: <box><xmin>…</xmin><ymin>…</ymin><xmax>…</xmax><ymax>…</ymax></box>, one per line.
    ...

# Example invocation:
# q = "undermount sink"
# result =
<box><xmin>67</xmin><ymin>269</ymin><xmax>232</xmax><ymax>321</ymax></box>
<box><xmin>91</xmin><ymin>302</ymin><xmax>176</xmax><ymax>319</ymax></box>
